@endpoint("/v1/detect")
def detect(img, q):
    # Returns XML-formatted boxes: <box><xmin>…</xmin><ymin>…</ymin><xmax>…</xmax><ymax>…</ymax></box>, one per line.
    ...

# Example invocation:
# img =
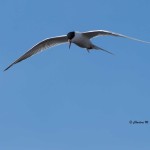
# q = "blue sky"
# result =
<box><xmin>0</xmin><ymin>0</ymin><xmax>150</xmax><ymax>149</ymax></box>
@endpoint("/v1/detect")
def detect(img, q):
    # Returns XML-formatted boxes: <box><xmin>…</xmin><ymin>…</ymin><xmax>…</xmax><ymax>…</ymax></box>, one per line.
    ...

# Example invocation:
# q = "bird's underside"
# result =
<box><xmin>4</xmin><ymin>30</ymin><xmax>150</xmax><ymax>71</ymax></box>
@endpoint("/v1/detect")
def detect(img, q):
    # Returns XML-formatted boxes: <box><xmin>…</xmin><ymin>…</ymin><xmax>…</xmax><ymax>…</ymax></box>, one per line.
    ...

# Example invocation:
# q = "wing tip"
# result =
<box><xmin>4</xmin><ymin>64</ymin><xmax>14</xmax><ymax>72</ymax></box>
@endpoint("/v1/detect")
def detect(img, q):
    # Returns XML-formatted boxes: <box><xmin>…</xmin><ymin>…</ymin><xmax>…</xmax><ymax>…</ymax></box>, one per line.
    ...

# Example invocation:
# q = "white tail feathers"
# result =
<box><xmin>92</xmin><ymin>44</ymin><xmax>114</xmax><ymax>55</ymax></box>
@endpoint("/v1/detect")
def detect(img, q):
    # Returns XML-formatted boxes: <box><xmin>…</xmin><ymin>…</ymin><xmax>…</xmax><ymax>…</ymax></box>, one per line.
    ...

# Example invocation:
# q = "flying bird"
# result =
<box><xmin>4</xmin><ymin>30</ymin><xmax>150</xmax><ymax>71</ymax></box>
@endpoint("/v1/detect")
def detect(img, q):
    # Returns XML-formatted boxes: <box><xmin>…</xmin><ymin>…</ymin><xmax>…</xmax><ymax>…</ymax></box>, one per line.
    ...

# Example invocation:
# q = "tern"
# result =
<box><xmin>4</xmin><ymin>30</ymin><xmax>150</xmax><ymax>71</ymax></box>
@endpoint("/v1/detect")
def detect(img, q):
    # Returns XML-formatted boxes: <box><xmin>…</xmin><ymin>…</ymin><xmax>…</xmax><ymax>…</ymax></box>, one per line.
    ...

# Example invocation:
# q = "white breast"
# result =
<box><xmin>72</xmin><ymin>32</ymin><xmax>92</xmax><ymax>48</ymax></box>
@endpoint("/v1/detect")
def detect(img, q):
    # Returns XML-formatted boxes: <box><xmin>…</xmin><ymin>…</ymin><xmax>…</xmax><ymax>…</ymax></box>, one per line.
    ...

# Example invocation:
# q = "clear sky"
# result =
<box><xmin>0</xmin><ymin>0</ymin><xmax>150</xmax><ymax>150</ymax></box>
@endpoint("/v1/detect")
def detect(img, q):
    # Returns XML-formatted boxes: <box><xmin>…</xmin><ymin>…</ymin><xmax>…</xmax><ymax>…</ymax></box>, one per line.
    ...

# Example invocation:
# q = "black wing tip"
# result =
<box><xmin>108</xmin><ymin>51</ymin><xmax>115</xmax><ymax>55</ymax></box>
<box><xmin>4</xmin><ymin>67</ymin><xmax>10</xmax><ymax>72</ymax></box>
<box><xmin>3</xmin><ymin>64</ymin><xmax>14</xmax><ymax>72</ymax></box>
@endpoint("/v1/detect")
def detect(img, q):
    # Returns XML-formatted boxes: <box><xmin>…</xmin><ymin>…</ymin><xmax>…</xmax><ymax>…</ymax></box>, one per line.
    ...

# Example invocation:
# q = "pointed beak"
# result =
<box><xmin>68</xmin><ymin>39</ymin><xmax>71</xmax><ymax>49</ymax></box>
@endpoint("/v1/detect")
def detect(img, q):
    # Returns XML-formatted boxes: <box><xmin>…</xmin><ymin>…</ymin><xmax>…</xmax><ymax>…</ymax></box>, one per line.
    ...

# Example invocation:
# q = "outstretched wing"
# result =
<box><xmin>4</xmin><ymin>35</ymin><xmax>68</xmax><ymax>71</ymax></box>
<box><xmin>82</xmin><ymin>30</ymin><xmax>150</xmax><ymax>44</ymax></box>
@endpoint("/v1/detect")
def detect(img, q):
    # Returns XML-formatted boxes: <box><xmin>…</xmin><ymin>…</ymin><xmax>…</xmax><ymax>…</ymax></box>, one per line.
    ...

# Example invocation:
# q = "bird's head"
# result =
<box><xmin>67</xmin><ymin>31</ymin><xmax>75</xmax><ymax>49</ymax></box>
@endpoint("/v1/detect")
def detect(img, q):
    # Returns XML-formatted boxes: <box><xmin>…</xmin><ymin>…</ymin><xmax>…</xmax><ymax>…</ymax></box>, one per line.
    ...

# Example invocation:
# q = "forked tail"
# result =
<box><xmin>92</xmin><ymin>44</ymin><xmax>114</xmax><ymax>55</ymax></box>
